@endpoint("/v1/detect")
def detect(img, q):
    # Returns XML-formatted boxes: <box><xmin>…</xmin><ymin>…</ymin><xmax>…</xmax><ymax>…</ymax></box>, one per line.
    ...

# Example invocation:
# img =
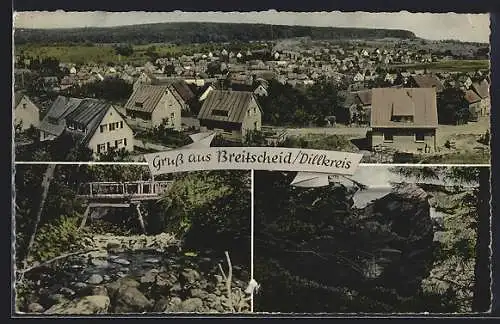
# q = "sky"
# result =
<box><xmin>13</xmin><ymin>11</ymin><xmax>490</xmax><ymax>43</ymax></box>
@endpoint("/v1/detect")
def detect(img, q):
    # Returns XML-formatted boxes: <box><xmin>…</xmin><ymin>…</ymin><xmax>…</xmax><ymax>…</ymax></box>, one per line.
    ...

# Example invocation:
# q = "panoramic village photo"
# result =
<box><xmin>14</xmin><ymin>164</ymin><xmax>252</xmax><ymax>314</ymax></box>
<box><xmin>253</xmin><ymin>166</ymin><xmax>491</xmax><ymax>313</ymax></box>
<box><xmin>13</xmin><ymin>11</ymin><xmax>491</xmax><ymax>164</ymax></box>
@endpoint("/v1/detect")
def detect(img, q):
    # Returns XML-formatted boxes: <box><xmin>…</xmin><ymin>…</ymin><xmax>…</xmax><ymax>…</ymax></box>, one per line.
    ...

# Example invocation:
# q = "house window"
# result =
<box><xmin>254</xmin><ymin>121</ymin><xmax>258</xmax><ymax>130</ymax></box>
<box><xmin>120</xmin><ymin>121</ymin><xmax>123</xmax><ymax>129</ymax></box>
<box><xmin>107</xmin><ymin>142</ymin><xmax>111</xmax><ymax>149</ymax></box>
<box><xmin>124</xmin><ymin>138</ymin><xmax>127</xmax><ymax>146</ymax></box>
<box><xmin>415</xmin><ymin>132</ymin><xmax>425</xmax><ymax>142</ymax></box>
<box><xmin>212</xmin><ymin>109</ymin><xmax>229</xmax><ymax>117</ymax></box>
<box><xmin>22</xmin><ymin>103</ymin><xmax>27</xmax><ymax>109</ymax></box>
<box><xmin>391</xmin><ymin>115</ymin><xmax>414</xmax><ymax>123</ymax></box>
<box><xmin>383</xmin><ymin>133</ymin><xmax>393</xmax><ymax>142</ymax></box>
<box><xmin>109</xmin><ymin>123</ymin><xmax>115</xmax><ymax>131</ymax></box>
<box><xmin>97</xmin><ymin>144</ymin><xmax>106</xmax><ymax>153</ymax></box>
<box><xmin>135</xmin><ymin>102</ymin><xmax>143</xmax><ymax>108</ymax></box>
<box><xmin>116</xmin><ymin>139</ymin><xmax>123</xmax><ymax>146</ymax></box>
<box><xmin>100</xmin><ymin>124</ymin><xmax>107</xmax><ymax>133</ymax></box>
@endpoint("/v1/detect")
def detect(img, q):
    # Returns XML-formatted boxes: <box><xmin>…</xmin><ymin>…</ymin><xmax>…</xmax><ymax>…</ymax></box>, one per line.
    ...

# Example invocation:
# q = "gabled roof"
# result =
<box><xmin>14</xmin><ymin>91</ymin><xmax>26</xmax><ymax>107</ymax></box>
<box><xmin>65</xmin><ymin>99</ymin><xmax>110</xmax><ymax>126</ymax></box>
<box><xmin>197</xmin><ymin>90</ymin><xmax>260</xmax><ymax>124</ymax></box>
<box><xmin>371</xmin><ymin>88</ymin><xmax>438</xmax><ymax>129</ymax></box>
<box><xmin>410</xmin><ymin>74</ymin><xmax>444</xmax><ymax>92</ymax></box>
<box><xmin>471</xmin><ymin>79</ymin><xmax>490</xmax><ymax>99</ymax></box>
<box><xmin>355</xmin><ymin>90</ymin><xmax>372</xmax><ymax>106</ymax></box>
<box><xmin>38</xmin><ymin>96</ymin><xmax>113</xmax><ymax>138</ymax></box>
<box><xmin>45</xmin><ymin>96</ymin><xmax>83</xmax><ymax>121</ymax></box>
<box><xmin>124</xmin><ymin>84</ymin><xmax>170</xmax><ymax>113</ymax></box>
<box><xmin>464</xmin><ymin>89</ymin><xmax>482</xmax><ymax>104</ymax></box>
<box><xmin>170</xmin><ymin>80</ymin><xmax>195</xmax><ymax>103</ymax></box>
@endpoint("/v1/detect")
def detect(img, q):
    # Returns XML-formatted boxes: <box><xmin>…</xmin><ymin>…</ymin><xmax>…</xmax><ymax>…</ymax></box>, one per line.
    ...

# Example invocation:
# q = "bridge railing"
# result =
<box><xmin>76</xmin><ymin>180</ymin><xmax>173</xmax><ymax>198</ymax></box>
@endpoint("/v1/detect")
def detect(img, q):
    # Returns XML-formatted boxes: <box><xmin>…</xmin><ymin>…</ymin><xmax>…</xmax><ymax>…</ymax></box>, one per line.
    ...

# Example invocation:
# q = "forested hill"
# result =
<box><xmin>14</xmin><ymin>22</ymin><xmax>417</xmax><ymax>45</ymax></box>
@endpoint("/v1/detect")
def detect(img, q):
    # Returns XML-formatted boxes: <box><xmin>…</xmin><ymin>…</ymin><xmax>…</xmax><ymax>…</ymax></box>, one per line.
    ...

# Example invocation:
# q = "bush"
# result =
<box><xmin>30</xmin><ymin>215</ymin><xmax>88</xmax><ymax>263</ymax></box>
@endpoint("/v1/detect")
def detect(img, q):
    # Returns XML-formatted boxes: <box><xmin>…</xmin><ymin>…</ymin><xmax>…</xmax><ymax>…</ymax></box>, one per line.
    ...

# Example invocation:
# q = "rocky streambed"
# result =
<box><xmin>18</xmin><ymin>233</ymin><xmax>251</xmax><ymax>314</ymax></box>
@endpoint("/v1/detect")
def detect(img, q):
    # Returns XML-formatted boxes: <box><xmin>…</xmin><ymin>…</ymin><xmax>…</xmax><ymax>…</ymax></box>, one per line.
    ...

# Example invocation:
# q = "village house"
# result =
<box><xmin>370</xmin><ymin>88</ymin><xmax>438</xmax><ymax>154</ymax></box>
<box><xmin>14</xmin><ymin>92</ymin><xmax>40</xmax><ymax>131</ymax></box>
<box><xmin>464</xmin><ymin>89</ymin><xmax>482</xmax><ymax>122</ymax></box>
<box><xmin>132</xmin><ymin>73</ymin><xmax>196</xmax><ymax>112</ymax></box>
<box><xmin>124</xmin><ymin>84</ymin><xmax>183</xmax><ymax>130</ymax></box>
<box><xmin>408</xmin><ymin>74</ymin><xmax>444</xmax><ymax>93</ymax></box>
<box><xmin>197</xmin><ymin>90</ymin><xmax>263</xmax><ymax>142</ymax></box>
<box><xmin>38</xmin><ymin>96</ymin><xmax>134</xmax><ymax>157</ymax></box>
<box><xmin>352</xmin><ymin>89</ymin><xmax>372</xmax><ymax>125</ymax></box>
<box><xmin>471</xmin><ymin>79</ymin><xmax>490</xmax><ymax>117</ymax></box>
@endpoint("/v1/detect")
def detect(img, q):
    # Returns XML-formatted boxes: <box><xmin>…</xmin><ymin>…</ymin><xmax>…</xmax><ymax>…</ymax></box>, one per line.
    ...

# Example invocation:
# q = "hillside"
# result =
<box><xmin>14</xmin><ymin>22</ymin><xmax>417</xmax><ymax>45</ymax></box>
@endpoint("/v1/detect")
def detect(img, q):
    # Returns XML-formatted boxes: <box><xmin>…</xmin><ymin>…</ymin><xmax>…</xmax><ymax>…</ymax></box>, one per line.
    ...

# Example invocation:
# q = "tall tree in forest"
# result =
<box><xmin>389</xmin><ymin>166</ymin><xmax>491</xmax><ymax>312</ymax></box>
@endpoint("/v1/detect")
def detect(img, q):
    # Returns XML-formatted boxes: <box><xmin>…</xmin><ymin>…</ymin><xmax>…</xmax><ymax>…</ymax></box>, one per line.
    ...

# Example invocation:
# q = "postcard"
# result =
<box><xmin>11</xmin><ymin>10</ymin><xmax>493</xmax><ymax>316</ymax></box>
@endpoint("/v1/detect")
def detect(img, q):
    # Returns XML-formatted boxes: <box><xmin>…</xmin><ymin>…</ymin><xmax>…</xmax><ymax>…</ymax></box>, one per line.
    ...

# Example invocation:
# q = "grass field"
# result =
<box><xmin>394</xmin><ymin>60</ymin><xmax>490</xmax><ymax>72</ymax></box>
<box><xmin>14</xmin><ymin>43</ymin><xmax>212</xmax><ymax>65</ymax></box>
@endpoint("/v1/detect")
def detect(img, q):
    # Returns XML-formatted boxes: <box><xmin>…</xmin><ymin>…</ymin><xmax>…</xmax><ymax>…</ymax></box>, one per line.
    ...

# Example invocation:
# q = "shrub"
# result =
<box><xmin>30</xmin><ymin>215</ymin><xmax>88</xmax><ymax>263</ymax></box>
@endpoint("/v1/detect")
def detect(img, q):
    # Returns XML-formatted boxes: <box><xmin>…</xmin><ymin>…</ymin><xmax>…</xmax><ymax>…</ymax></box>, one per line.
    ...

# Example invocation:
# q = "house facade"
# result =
<box><xmin>197</xmin><ymin>90</ymin><xmax>262</xmax><ymax>141</ymax></box>
<box><xmin>370</xmin><ymin>88</ymin><xmax>438</xmax><ymax>154</ymax></box>
<box><xmin>124</xmin><ymin>84</ymin><xmax>183</xmax><ymax>130</ymax></box>
<box><xmin>464</xmin><ymin>89</ymin><xmax>482</xmax><ymax>122</ymax></box>
<box><xmin>14</xmin><ymin>92</ymin><xmax>40</xmax><ymax>131</ymax></box>
<box><xmin>471</xmin><ymin>79</ymin><xmax>490</xmax><ymax>117</ymax></box>
<box><xmin>38</xmin><ymin>96</ymin><xmax>134</xmax><ymax>157</ymax></box>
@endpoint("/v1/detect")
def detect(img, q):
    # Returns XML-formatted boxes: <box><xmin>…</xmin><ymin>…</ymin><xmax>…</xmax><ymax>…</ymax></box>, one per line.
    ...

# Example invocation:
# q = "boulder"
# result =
<box><xmin>190</xmin><ymin>288</ymin><xmax>208</xmax><ymax>299</ymax></box>
<box><xmin>164</xmin><ymin>297</ymin><xmax>183</xmax><ymax>312</ymax></box>
<box><xmin>87</xmin><ymin>274</ymin><xmax>104</xmax><ymax>285</ymax></box>
<box><xmin>152</xmin><ymin>297</ymin><xmax>170</xmax><ymax>312</ymax></box>
<box><xmin>27</xmin><ymin>303</ymin><xmax>44</xmax><ymax>313</ymax></box>
<box><xmin>106</xmin><ymin>240</ymin><xmax>121</xmax><ymax>249</ymax></box>
<box><xmin>181</xmin><ymin>268</ymin><xmax>200</xmax><ymax>284</ymax></box>
<box><xmin>179</xmin><ymin>298</ymin><xmax>203</xmax><ymax>312</ymax></box>
<box><xmin>113</xmin><ymin>286</ymin><xmax>153</xmax><ymax>313</ymax></box>
<box><xmin>44</xmin><ymin>295</ymin><xmax>110</xmax><ymax>314</ymax></box>
<box><xmin>140</xmin><ymin>269</ymin><xmax>159</xmax><ymax>284</ymax></box>
<box><xmin>91</xmin><ymin>286</ymin><xmax>108</xmax><ymax>297</ymax></box>
<box><xmin>90</xmin><ymin>259</ymin><xmax>109</xmax><ymax>268</ymax></box>
<box><xmin>106</xmin><ymin>277</ymin><xmax>140</xmax><ymax>299</ymax></box>
<box><xmin>112</xmin><ymin>258</ymin><xmax>131</xmax><ymax>266</ymax></box>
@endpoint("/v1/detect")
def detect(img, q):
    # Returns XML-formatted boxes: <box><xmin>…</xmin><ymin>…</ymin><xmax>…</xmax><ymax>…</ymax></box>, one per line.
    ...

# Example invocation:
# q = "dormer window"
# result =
<box><xmin>212</xmin><ymin>109</ymin><xmax>229</xmax><ymax>117</ymax></box>
<box><xmin>391</xmin><ymin>115</ymin><xmax>414</xmax><ymax>123</ymax></box>
<box><xmin>135</xmin><ymin>102</ymin><xmax>143</xmax><ymax>108</ymax></box>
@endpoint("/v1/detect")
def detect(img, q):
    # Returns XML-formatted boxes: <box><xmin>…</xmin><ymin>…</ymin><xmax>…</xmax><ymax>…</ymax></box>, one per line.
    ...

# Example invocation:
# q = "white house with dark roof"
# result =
<box><xmin>370</xmin><ymin>88</ymin><xmax>438</xmax><ymax>154</ymax></box>
<box><xmin>38</xmin><ymin>96</ymin><xmax>134</xmax><ymax>157</ymax></box>
<box><xmin>124</xmin><ymin>84</ymin><xmax>183</xmax><ymax>130</ymax></box>
<box><xmin>197</xmin><ymin>90</ymin><xmax>263</xmax><ymax>141</ymax></box>
<box><xmin>14</xmin><ymin>92</ymin><xmax>39</xmax><ymax>131</ymax></box>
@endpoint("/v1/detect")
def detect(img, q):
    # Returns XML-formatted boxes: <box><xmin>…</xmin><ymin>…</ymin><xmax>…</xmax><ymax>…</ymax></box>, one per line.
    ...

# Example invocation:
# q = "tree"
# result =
<box><xmin>305</xmin><ymin>78</ymin><xmax>347</xmax><ymax>125</ymax></box>
<box><xmin>389</xmin><ymin>166</ymin><xmax>491</xmax><ymax>312</ymax></box>
<box><xmin>437</xmin><ymin>88</ymin><xmax>470</xmax><ymax>125</ymax></box>
<box><xmin>254</xmin><ymin>170</ymin><xmax>437</xmax><ymax>313</ymax></box>
<box><xmin>164</xmin><ymin>64</ymin><xmax>176</xmax><ymax>76</ymax></box>
<box><xmin>114</xmin><ymin>44</ymin><xmax>134</xmax><ymax>56</ymax></box>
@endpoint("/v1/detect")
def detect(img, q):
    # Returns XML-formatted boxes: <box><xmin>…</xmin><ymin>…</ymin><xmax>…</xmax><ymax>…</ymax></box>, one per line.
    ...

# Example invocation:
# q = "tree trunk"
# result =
<box><xmin>22</xmin><ymin>164</ymin><xmax>56</xmax><ymax>270</ymax></box>
<box><xmin>472</xmin><ymin>167</ymin><xmax>491</xmax><ymax>312</ymax></box>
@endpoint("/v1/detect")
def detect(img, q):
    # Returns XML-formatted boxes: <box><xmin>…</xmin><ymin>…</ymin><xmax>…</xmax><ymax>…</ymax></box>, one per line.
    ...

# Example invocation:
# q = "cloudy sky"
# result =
<box><xmin>13</xmin><ymin>11</ymin><xmax>490</xmax><ymax>43</ymax></box>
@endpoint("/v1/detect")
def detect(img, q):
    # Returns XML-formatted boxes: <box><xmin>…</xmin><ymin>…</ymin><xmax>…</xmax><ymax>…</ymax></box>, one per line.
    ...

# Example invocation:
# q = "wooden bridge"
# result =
<box><xmin>76</xmin><ymin>180</ymin><xmax>173</xmax><ymax>234</ymax></box>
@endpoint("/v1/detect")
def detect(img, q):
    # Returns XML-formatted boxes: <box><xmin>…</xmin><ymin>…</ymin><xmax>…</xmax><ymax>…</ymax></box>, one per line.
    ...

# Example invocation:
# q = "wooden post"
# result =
<box><xmin>135</xmin><ymin>202</ymin><xmax>146</xmax><ymax>234</ymax></box>
<box><xmin>79</xmin><ymin>205</ymin><xmax>91</xmax><ymax>231</ymax></box>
